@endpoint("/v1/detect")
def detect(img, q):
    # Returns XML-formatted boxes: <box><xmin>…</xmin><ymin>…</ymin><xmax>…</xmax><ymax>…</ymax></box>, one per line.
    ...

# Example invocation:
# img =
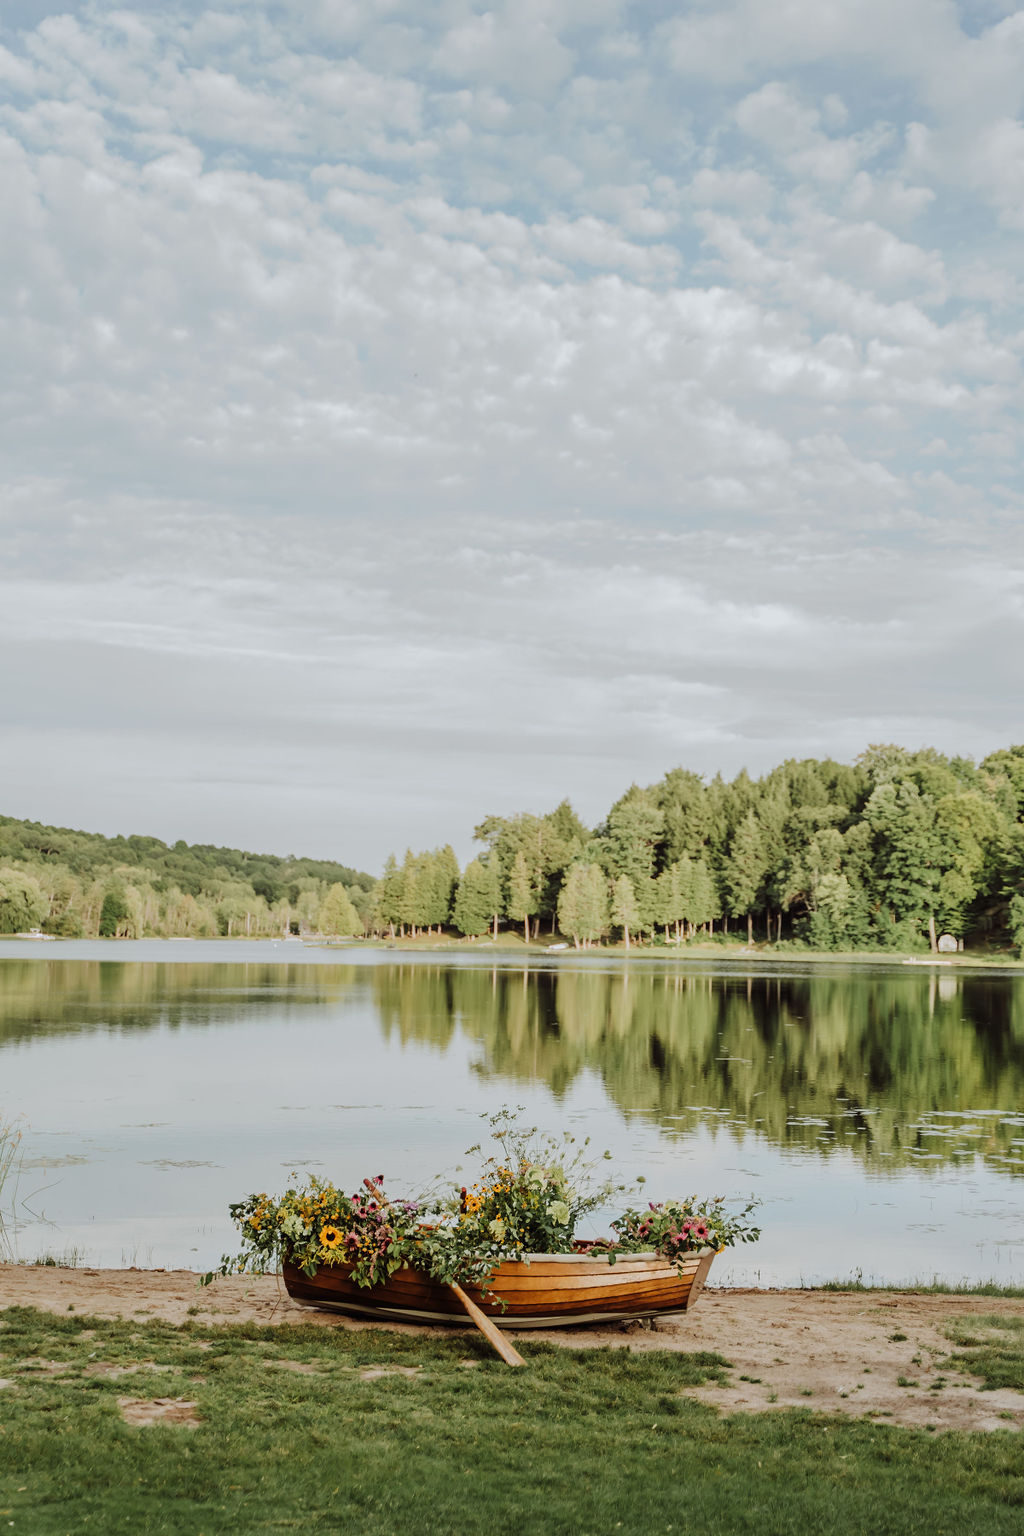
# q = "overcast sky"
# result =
<box><xmin>2</xmin><ymin>1</ymin><xmax>1023</xmax><ymax>874</ymax></box>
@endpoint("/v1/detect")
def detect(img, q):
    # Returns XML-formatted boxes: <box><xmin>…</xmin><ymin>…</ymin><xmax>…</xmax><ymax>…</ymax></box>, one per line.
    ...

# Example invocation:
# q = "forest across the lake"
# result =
<box><xmin>2</xmin><ymin>742</ymin><xmax>1024</xmax><ymax>956</ymax></box>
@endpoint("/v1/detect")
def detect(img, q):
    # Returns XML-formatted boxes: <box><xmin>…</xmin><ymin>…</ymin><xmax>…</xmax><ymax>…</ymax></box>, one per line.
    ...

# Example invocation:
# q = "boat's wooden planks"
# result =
<box><xmin>283</xmin><ymin>1247</ymin><xmax>715</xmax><ymax>1327</ymax></box>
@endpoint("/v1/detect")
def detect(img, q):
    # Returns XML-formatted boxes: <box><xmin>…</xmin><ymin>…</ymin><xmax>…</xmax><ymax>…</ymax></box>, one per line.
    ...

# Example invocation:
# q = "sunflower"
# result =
<box><xmin>320</xmin><ymin>1224</ymin><xmax>343</xmax><ymax>1249</ymax></box>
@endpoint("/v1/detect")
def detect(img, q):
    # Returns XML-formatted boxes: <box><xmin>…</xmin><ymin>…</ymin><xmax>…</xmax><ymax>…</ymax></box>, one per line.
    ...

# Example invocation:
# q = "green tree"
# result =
<box><xmin>655</xmin><ymin>769</ymin><xmax>711</xmax><ymax>863</ymax></box>
<box><xmin>933</xmin><ymin>792</ymin><xmax>1001</xmax><ymax>938</ymax></box>
<box><xmin>980</xmin><ymin>745</ymin><xmax>1024</xmax><ymax>821</ymax></box>
<box><xmin>453</xmin><ymin>859</ymin><xmax>502</xmax><ymax>938</ymax></box>
<box><xmin>721</xmin><ymin>811</ymin><xmax>768</xmax><ymax>943</ymax></box>
<box><xmin>557</xmin><ymin>863</ymin><xmax>608</xmax><ymax>949</ymax></box>
<box><xmin>688</xmin><ymin>857</ymin><xmax>720</xmax><ymax>935</ymax></box>
<box><xmin>865</xmin><ymin>779</ymin><xmax>945</xmax><ymax>950</ymax></box>
<box><xmin>474</xmin><ymin>803</ymin><xmax>588</xmax><ymax>933</ymax></box>
<box><xmin>0</xmin><ymin>867</ymin><xmax>48</xmax><ymax>934</ymax></box>
<box><xmin>372</xmin><ymin>854</ymin><xmax>405</xmax><ymax>938</ymax></box>
<box><xmin>319</xmin><ymin>883</ymin><xmax>363</xmax><ymax>936</ymax></box>
<box><xmin>1009</xmin><ymin>893</ymin><xmax>1024</xmax><ymax>957</ymax></box>
<box><xmin>426</xmin><ymin>846</ymin><xmax>460</xmax><ymax>932</ymax></box>
<box><xmin>600</xmin><ymin>788</ymin><xmax>665</xmax><ymax>887</ymax></box>
<box><xmin>656</xmin><ymin>859</ymin><xmax>691</xmax><ymax>942</ymax></box>
<box><xmin>507</xmin><ymin>850</ymin><xmax>537</xmax><ymax>944</ymax></box>
<box><xmin>98</xmin><ymin>887</ymin><xmax>130</xmax><ymax>938</ymax></box>
<box><xmin>610</xmin><ymin>874</ymin><xmax>640</xmax><ymax>949</ymax></box>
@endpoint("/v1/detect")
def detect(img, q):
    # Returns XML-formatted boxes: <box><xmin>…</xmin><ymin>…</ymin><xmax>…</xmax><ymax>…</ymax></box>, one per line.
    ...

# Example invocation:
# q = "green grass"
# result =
<box><xmin>2</xmin><ymin>1308</ymin><xmax>1024</xmax><ymax>1534</ymax></box>
<box><xmin>815</xmin><ymin>1279</ymin><xmax>1024</xmax><ymax>1298</ymax></box>
<box><xmin>942</xmin><ymin>1315</ymin><xmax>1024</xmax><ymax>1393</ymax></box>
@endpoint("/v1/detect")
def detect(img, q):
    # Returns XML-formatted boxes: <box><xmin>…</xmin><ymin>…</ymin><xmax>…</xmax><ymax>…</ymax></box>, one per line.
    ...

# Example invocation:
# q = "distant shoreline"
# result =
<box><xmin>313</xmin><ymin>934</ymin><xmax>1024</xmax><ymax>971</ymax></box>
<box><xmin>3</xmin><ymin>932</ymin><xmax>1023</xmax><ymax>971</ymax></box>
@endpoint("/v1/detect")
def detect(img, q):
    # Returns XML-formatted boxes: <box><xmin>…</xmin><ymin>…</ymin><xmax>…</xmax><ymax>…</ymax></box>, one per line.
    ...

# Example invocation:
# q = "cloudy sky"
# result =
<box><xmin>2</xmin><ymin>1</ymin><xmax>1023</xmax><ymax>873</ymax></box>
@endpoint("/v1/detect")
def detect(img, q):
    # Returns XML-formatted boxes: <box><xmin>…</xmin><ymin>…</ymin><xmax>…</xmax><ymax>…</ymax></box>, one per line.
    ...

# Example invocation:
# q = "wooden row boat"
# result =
<box><xmin>283</xmin><ymin>1247</ymin><xmax>716</xmax><ymax>1329</ymax></box>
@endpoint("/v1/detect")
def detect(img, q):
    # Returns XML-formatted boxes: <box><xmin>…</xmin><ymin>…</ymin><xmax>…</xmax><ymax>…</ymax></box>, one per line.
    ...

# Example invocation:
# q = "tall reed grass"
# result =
<box><xmin>0</xmin><ymin>1115</ymin><xmax>23</xmax><ymax>1260</ymax></box>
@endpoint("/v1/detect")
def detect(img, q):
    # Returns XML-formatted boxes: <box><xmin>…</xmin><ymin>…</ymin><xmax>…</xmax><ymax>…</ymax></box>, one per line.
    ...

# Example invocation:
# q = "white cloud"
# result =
<box><xmin>0</xmin><ymin>1</ymin><xmax>1021</xmax><ymax>865</ymax></box>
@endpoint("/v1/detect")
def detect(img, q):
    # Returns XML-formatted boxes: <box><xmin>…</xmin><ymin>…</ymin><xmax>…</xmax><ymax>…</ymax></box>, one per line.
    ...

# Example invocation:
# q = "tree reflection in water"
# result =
<box><xmin>371</xmin><ymin>963</ymin><xmax>1024</xmax><ymax>1174</ymax></box>
<box><xmin>2</xmin><ymin>956</ymin><xmax>1023</xmax><ymax>1176</ymax></box>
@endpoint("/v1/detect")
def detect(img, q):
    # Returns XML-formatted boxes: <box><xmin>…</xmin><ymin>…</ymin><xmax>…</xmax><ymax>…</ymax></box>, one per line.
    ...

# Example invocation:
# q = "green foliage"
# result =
<box><xmin>0</xmin><ymin>813</ymin><xmax>373</xmax><ymax>940</ymax></box>
<box><xmin>318</xmin><ymin>882</ymin><xmax>363</xmax><ymax>936</ymax></box>
<box><xmin>601</xmin><ymin>785</ymin><xmax>664</xmax><ymax>886</ymax></box>
<box><xmin>8</xmin><ymin>736</ymin><xmax>1024</xmax><ymax>951</ymax></box>
<box><xmin>556</xmin><ymin>861</ymin><xmax>608</xmax><ymax>948</ymax></box>
<box><xmin>452</xmin><ymin>857</ymin><xmax>501</xmax><ymax>937</ymax></box>
<box><xmin>1010</xmin><ymin>893</ymin><xmax>1024</xmax><ymax>957</ymax></box>
<box><xmin>0</xmin><ymin>866</ymin><xmax>48</xmax><ymax>933</ymax></box>
<box><xmin>721</xmin><ymin>809</ymin><xmax>768</xmax><ymax>928</ymax></box>
<box><xmin>474</xmin><ymin>801</ymin><xmax>588</xmax><ymax>926</ymax></box>
<box><xmin>98</xmin><ymin>886</ymin><xmax>130</xmax><ymax>938</ymax></box>
<box><xmin>371</xmin><ymin>851</ymin><xmax>404</xmax><ymax>935</ymax></box>
<box><xmin>609</xmin><ymin>1196</ymin><xmax>761</xmax><ymax>1264</ymax></box>
<box><xmin>442</xmin><ymin>1109</ymin><xmax>629</xmax><ymax>1263</ymax></box>
<box><xmin>506</xmin><ymin>848</ymin><xmax>537</xmax><ymax>940</ymax></box>
<box><xmin>610</xmin><ymin>872</ymin><xmax>640</xmax><ymax>945</ymax></box>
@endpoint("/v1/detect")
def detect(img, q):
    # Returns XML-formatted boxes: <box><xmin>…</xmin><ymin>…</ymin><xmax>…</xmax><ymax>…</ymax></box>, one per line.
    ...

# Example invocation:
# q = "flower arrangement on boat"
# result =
<box><xmin>211</xmin><ymin>1109</ymin><xmax>760</xmax><ymax>1293</ymax></box>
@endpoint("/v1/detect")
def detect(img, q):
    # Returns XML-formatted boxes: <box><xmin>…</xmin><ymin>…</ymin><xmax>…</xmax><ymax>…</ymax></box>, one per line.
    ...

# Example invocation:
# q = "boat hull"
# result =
<box><xmin>282</xmin><ymin>1248</ymin><xmax>716</xmax><ymax>1328</ymax></box>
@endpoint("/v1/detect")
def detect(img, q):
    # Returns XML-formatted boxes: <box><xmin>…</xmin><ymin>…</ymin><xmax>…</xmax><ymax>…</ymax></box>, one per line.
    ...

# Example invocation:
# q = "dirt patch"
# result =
<box><xmin>654</xmin><ymin>1289</ymin><xmax>1024</xmax><ymax>1433</ymax></box>
<box><xmin>117</xmin><ymin>1396</ymin><xmax>200</xmax><ymax>1428</ymax></box>
<box><xmin>4</xmin><ymin>1265</ymin><xmax>1024</xmax><ymax>1432</ymax></box>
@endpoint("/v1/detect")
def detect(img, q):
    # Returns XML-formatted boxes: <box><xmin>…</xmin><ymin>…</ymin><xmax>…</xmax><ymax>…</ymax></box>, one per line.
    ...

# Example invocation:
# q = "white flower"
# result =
<box><xmin>280</xmin><ymin>1213</ymin><xmax>310</xmax><ymax>1241</ymax></box>
<box><xmin>548</xmin><ymin>1200</ymin><xmax>571</xmax><ymax>1224</ymax></box>
<box><xmin>489</xmin><ymin>1217</ymin><xmax>506</xmax><ymax>1240</ymax></box>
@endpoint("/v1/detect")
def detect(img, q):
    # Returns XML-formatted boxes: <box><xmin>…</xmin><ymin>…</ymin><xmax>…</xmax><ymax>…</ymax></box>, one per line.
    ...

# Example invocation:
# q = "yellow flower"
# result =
<box><xmin>320</xmin><ymin>1224</ymin><xmax>343</xmax><ymax>1249</ymax></box>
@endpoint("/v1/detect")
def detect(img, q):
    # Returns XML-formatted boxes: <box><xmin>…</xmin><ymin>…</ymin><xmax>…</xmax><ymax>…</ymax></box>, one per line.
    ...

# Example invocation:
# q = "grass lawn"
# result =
<box><xmin>941</xmin><ymin>1314</ymin><xmax>1024</xmax><ymax>1392</ymax></box>
<box><xmin>1</xmin><ymin>1306</ymin><xmax>1022</xmax><ymax>1535</ymax></box>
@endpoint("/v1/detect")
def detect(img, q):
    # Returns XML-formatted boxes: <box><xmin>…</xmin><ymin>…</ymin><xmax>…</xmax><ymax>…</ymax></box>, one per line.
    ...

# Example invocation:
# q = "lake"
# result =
<box><xmin>2</xmin><ymin>939</ymin><xmax>1023</xmax><ymax>1287</ymax></box>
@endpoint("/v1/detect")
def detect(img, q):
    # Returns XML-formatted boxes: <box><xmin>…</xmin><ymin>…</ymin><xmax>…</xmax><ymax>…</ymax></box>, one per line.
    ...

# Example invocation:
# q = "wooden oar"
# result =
<box><xmin>448</xmin><ymin>1282</ymin><xmax>525</xmax><ymax>1367</ymax></box>
<box><xmin>361</xmin><ymin>1180</ymin><xmax>525</xmax><ymax>1367</ymax></box>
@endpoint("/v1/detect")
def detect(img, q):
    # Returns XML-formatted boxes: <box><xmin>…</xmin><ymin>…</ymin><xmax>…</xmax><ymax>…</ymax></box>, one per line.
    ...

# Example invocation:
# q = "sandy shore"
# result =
<box><xmin>3</xmin><ymin>1265</ymin><xmax>1023</xmax><ymax>1433</ymax></box>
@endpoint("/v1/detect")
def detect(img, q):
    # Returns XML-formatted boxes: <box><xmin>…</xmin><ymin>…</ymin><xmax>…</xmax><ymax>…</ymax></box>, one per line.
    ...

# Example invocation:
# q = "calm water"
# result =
<box><xmin>2</xmin><ymin>939</ymin><xmax>1023</xmax><ymax>1286</ymax></box>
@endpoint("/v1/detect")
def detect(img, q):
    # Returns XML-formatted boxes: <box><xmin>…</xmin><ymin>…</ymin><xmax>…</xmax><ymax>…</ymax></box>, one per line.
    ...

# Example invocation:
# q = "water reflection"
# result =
<box><xmin>374</xmin><ymin>963</ymin><xmax>1024</xmax><ymax>1173</ymax></box>
<box><xmin>3</xmin><ymin>957</ymin><xmax>1023</xmax><ymax>1179</ymax></box>
<box><xmin>0</xmin><ymin>959</ymin><xmax>363</xmax><ymax>1045</ymax></box>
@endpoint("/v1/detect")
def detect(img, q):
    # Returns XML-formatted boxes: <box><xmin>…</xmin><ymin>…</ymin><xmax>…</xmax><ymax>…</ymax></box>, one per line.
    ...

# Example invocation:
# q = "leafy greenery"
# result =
<box><xmin>373</xmin><ymin>742</ymin><xmax>1024</xmax><ymax>955</ymax></box>
<box><xmin>3</xmin><ymin>1306</ymin><xmax>1024</xmax><ymax>1535</ymax></box>
<box><xmin>0</xmin><ymin>812</ymin><xmax>373</xmax><ymax>939</ymax></box>
<box><xmin>609</xmin><ymin>1197</ymin><xmax>761</xmax><ymax>1263</ymax></box>
<box><xmin>6</xmin><ymin>739</ymin><xmax>1024</xmax><ymax>950</ymax></box>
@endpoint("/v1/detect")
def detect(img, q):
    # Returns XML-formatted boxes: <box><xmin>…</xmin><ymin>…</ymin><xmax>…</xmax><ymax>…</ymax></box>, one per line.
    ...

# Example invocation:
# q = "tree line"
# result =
<box><xmin>0</xmin><ymin>816</ymin><xmax>374</xmax><ymax>939</ymax></box>
<box><xmin>3</xmin><ymin>742</ymin><xmax>1024</xmax><ymax>952</ymax></box>
<box><xmin>373</xmin><ymin>745</ymin><xmax>1024</xmax><ymax>954</ymax></box>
